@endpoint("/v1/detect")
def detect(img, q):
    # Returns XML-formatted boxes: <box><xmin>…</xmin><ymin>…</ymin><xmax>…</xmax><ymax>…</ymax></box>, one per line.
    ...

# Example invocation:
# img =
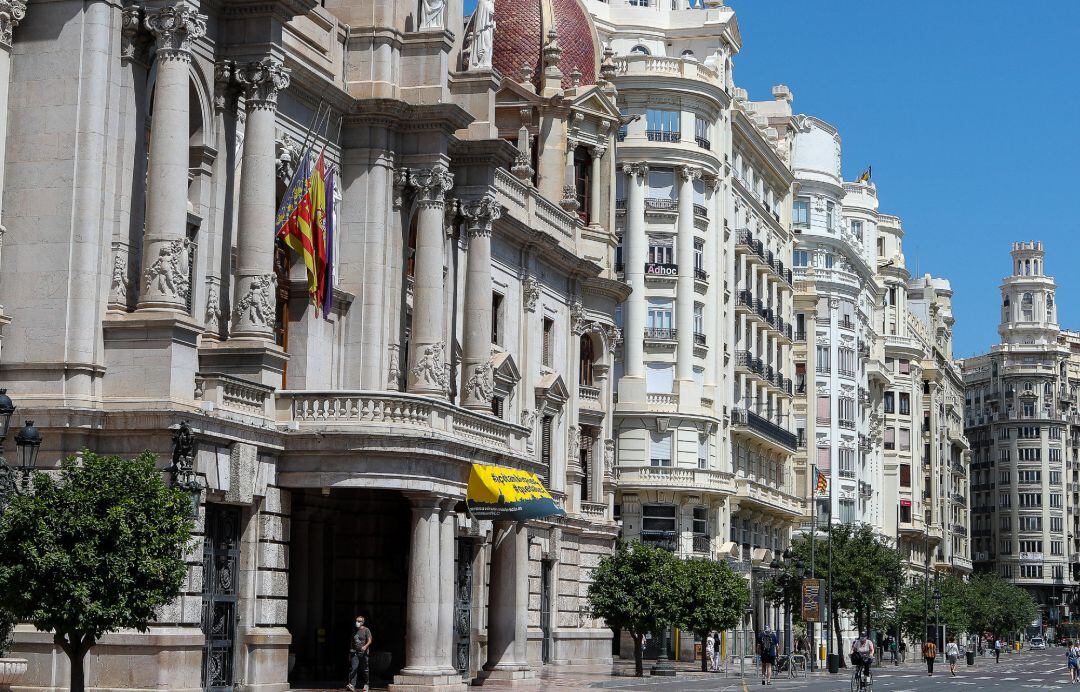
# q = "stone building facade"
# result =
<box><xmin>0</xmin><ymin>0</ymin><xmax>624</xmax><ymax>688</ymax></box>
<box><xmin>964</xmin><ymin>241</ymin><xmax>1078</xmax><ymax>627</ymax></box>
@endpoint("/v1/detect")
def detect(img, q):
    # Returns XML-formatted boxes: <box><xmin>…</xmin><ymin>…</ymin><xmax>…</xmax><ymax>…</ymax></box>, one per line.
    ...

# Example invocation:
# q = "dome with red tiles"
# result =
<box><xmin>491</xmin><ymin>0</ymin><xmax>599</xmax><ymax>89</ymax></box>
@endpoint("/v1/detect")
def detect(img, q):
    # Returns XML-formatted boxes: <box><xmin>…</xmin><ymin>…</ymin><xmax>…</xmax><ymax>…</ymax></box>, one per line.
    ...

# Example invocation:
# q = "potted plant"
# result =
<box><xmin>0</xmin><ymin>609</ymin><xmax>27</xmax><ymax>688</ymax></box>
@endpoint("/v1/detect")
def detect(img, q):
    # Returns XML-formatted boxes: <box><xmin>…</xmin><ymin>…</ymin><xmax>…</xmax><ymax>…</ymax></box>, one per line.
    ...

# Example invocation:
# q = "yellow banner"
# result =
<box><xmin>466</xmin><ymin>463</ymin><xmax>564</xmax><ymax>521</ymax></box>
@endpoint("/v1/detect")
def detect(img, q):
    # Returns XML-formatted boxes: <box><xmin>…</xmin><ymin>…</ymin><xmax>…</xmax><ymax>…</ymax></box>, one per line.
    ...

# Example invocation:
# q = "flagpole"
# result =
<box><xmin>275</xmin><ymin>101</ymin><xmax>327</xmax><ymax>225</ymax></box>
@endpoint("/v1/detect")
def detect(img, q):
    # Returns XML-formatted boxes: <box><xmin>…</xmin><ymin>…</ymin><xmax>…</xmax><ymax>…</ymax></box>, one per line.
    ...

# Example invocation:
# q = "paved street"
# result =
<box><xmin>526</xmin><ymin>649</ymin><xmax>1080</xmax><ymax>691</ymax></box>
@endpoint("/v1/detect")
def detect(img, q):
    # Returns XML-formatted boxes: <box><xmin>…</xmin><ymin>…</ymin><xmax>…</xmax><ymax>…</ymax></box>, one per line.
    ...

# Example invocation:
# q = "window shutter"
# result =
<box><xmin>541</xmin><ymin>416</ymin><xmax>553</xmax><ymax>467</ymax></box>
<box><xmin>650</xmin><ymin>431</ymin><xmax>672</xmax><ymax>463</ymax></box>
<box><xmin>646</xmin><ymin>363</ymin><xmax>674</xmax><ymax>393</ymax></box>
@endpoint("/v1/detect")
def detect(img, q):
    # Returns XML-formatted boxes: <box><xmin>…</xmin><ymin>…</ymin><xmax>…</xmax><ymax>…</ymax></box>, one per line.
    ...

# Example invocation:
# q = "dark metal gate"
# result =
<box><xmin>540</xmin><ymin>560</ymin><xmax>553</xmax><ymax>663</ymax></box>
<box><xmin>201</xmin><ymin>505</ymin><xmax>241</xmax><ymax>691</ymax></box>
<box><xmin>453</xmin><ymin>539</ymin><xmax>473</xmax><ymax>676</ymax></box>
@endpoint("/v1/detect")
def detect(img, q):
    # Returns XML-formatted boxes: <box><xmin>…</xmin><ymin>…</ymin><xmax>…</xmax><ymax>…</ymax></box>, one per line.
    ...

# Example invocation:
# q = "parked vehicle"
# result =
<box><xmin>1030</xmin><ymin>637</ymin><xmax>1047</xmax><ymax>650</ymax></box>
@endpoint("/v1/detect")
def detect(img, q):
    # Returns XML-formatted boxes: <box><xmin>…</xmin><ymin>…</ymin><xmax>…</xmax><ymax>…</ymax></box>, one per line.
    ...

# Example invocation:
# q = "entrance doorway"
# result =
<box><xmin>287</xmin><ymin>489</ymin><xmax>410</xmax><ymax>687</ymax></box>
<box><xmin>453</xmin><ymin>539</ymin><xmax>474</xmax><ymax>676</ymax></box>
<box><xmin>540</xmin><ymin>560</ymin><xmax>553</xmax><ymax>663</ymax></box>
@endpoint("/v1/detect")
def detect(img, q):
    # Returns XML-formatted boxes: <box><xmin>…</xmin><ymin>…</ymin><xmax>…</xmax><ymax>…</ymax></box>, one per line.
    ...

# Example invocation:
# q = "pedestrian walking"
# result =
<box><xmin>899</xmin><ymin>639</ymin><xmax>907</xmax><ymax>663</ymax></box>
<box><xmin>757</xmin><ymin>627</ymin><xmax>779</xmax><ymax>686</ymax></box>
<box><xmin>994</xmin><ymin>638</ymin><xmax>1001</xmax><ymax>663</ymax></box>
<box><xmin>347</xmin><ymin>614</ymin><xmax>372</xmax><ymax>692</ymax></box>
<box><xmin>922</xmin><ymin>638</ymin><xmax>937</xmax><ymax>677</ymax></box>
<box><xmin>945</xmin><ymin>636</ymin><xmax>960</xmax><ymax>676</ymax></box>
<box><xmin>705</xmin><ymin>631</ymin><xmax>716</xmax><ymax>672</ymax></box>
<box><xmin>1068</xmin><ymin>640</ymin><xmax>1080</xmax><ymax>683</ymax></box>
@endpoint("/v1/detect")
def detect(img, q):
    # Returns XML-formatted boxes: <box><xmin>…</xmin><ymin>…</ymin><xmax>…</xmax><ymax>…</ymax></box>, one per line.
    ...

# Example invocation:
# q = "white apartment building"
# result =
<box><xmin>964</xmin><ymin>242</ymin><xmax>1077</xmax><ymax>628</ymax></box>
<box><xmin>789</xmin><ymin>117</ymin><xmax>882</xmax><ymax>530</ymax></box>
<box><xmin>583</xmin><ymin>0</ymin><xmax>801</xmax><ymax>642</ymax></box>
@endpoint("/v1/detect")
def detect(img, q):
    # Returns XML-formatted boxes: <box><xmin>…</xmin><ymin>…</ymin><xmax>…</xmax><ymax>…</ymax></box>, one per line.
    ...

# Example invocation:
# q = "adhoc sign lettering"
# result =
<box><xmin>466</xmin><ymin>463</ymin><xmax>565</xmax><ymax>522</ymax></box>
<box><xmin>645</xmin><ymin>263</ymin><xmax>678</xmax><ymax>277</ymax></box>
<box><xmin>801</xmin><ymin>578</ymin><xmax>821</xmax><ymax>622</ymax></box>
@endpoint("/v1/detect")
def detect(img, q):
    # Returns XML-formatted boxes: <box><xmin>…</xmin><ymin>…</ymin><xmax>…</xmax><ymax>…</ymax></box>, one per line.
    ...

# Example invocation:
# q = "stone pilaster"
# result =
<box><xmin>460</xmin><ymin>195</ymin><xmax>502</xmax><ymax>411</ymax></box>
<box><xmin>619</xmin><ymin>163</ymin><xmax>647</xmax><ymax>402</ymax></box>
<box><xmin>138</xmin><ymin>5</ymin><xmax>206</xmax><ymax>311</ymax></box>
<box><xmin>588</xmin><ymin>145</ymin><xmax>604</xmax><ymax>227</ymax></box>
<box><xmin>406</xmin><ymin>165</ymin><xmax>454</xmax><ymax>398</ymax></box>
<box><xmin>0</xmin><ymin>0</ymin><xmax>23</xmax><ymax>238</ymax></box>
<box><xmin>675</xmin><ymin>166</ymin><xmax>698</xmax><ymax>400</ymax></box>
<box><xmin>232</xmin><ymin>57</ymin><xmax>289</xmax><ymax>339</ymax></box>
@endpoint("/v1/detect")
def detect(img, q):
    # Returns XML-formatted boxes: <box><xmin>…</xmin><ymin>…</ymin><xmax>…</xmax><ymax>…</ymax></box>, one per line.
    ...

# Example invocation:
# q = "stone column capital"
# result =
<box><xmin>621</xmin><ymin>162</ymin><xmax>648</xmax><ymax>179</ymax></box>
<box><xmin>120</xmin><ymin>5</ymin><xmax>150</xmax><ymax>64</ymax></box>
<box><xmin>0</xmin><ymin>0</ymin><xmax>25</xmax><ymax>52</ymax></box>
<box><xmin>408</xmin><ymin>165</ymin><xmax>454</xmax><ymax>209</ymax></box>
<box><xmin>679</xmin><ymin>164</ymin><xmax>701</xmax><ymax>182</ymax></box>
<box><xmin>462</xmin><ymin>195</ymin><xmax>503</xmax><ymax>238</ymax></box>
<box><xmin>145</xmin><ymin>4</ymin><xmax>206</xmax><ymax>62</ymax></box>
<box><xmin>589</xmin><ymin>145</ymin><xmax>607</xmax><ymax>160</ymax></box>
<box><xmin>236</xmin><ymin>57</ymin><xmax>290</xmax><ymax>111</ymax></box>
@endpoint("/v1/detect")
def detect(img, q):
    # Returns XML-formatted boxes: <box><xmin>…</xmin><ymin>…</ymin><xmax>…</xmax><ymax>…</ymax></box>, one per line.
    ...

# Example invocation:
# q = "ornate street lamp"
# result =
<box><xmin>13</xmin><ymin>420</ymin><xmax>42</xmax><ymax>491</ymax></box>
<box><xmin>170</xmin><ymin>421</ymin><xmax>203</xmax><ymax>518</ymax></box>
<box><xmin>0</xmin><ymin>392</ymin><xmax>43</xmax><ymax>507</ymax></box>
<box><xmin>0</xmin><ymin>389</ymin><xmax>15</xmax><ymax>440</ymax></box>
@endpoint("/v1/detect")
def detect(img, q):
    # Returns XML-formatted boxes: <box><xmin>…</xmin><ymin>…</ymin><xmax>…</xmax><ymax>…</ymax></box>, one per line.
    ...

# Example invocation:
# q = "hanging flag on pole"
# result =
<box><xmin>856</xmin><ymin>166</ymin><xmax>872</xmax><ymax>183</ymax></box>
<box><xmin>277</xmin><ymin>153</ymin><xmax>321</xmax><ymax>303</ymax></box>
<box><xmin>816</xmin><ymin>467</ymin><xmax>828</xmax><ymax>496</ymax></box>
<box><xmin>320</xmin><ymin>164</ymin><xmax>336</xmax><ymax>319</ymax></box>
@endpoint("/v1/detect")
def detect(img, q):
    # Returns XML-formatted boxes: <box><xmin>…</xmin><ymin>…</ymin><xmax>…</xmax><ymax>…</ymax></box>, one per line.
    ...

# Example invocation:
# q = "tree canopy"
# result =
<box><xmin>896</xmin><ymin>575</ymin><xmax>969</xmax><ymax>642</ymax></box>
<box><xmin>680</xmin><ymin>557</ymin><xmax>749</xmax><ymax>671</ymax></box>
<box><xmin>0</xmin><ymin>451</ymin><xmax>194</xmax><ymax>692</ymax></box>
<box><xmin>965</xmin><ymin>573</ymin><xmax>1039</xmax><ymax>640</ymax></box>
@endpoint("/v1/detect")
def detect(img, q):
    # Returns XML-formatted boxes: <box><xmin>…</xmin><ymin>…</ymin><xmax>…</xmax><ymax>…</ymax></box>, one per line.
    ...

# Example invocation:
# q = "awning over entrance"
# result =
<box><xmin>466</xmin><ymin>463</ymin><xmax>565</xmax><ymax>522</ymax></box>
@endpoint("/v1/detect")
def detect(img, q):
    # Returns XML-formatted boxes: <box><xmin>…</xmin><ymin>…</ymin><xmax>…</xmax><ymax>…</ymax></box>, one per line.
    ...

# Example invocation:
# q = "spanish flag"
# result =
<box><xmin>856</xmin><ymin>166</ymin><xmax>872</xmax><ymax>183</ymax></box>
<box><xmin>816</xmin><ymin>469</ymin><xmax>828</xmax><ymax>495</ymax></box>
<box><xmin>277</xmin><ymin>153</ymin><xmax>327</xmax><ymax>305</ymax></box>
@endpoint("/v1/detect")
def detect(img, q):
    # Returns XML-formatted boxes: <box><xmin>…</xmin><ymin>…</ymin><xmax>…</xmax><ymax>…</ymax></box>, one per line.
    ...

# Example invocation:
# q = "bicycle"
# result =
<box><xmin>775</xmin><ymin>653</ymin><xmax>807</xmax><ymax>679</ymax></box>
<box><xmin>850</xmin><ymin>655</ymin><xmax>874</xmax><ymax>691</ymax></box>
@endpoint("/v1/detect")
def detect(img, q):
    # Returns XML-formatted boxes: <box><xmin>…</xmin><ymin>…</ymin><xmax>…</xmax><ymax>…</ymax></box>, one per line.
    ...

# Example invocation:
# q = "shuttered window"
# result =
<box><xmin>646</xmin><ymin>363</ymin><xmax>674</xmax><ymax>393</ymax></box>
<box><xmin>540</xmin><ymin>416</ymin><xmax>553</xmax><ymax>471</ymax></box>
<box><xmin>542</xmin><ymin>318</ymin><xmax>554</xmax><ymax>367</ymax></box>
<box><xmin>650</xmin><ymin>431</ymin><xmax>672</xmax><ymax>466</ymax></box>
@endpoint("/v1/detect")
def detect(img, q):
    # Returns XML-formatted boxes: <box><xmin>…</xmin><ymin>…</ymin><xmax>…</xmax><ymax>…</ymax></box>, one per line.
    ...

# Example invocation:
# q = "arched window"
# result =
<box><xmin>579</xmin><ymin>334</ymin><xmax>595</xmax><ymax>386</ymax></box>
<box><xmin>681</xmin><ymin>49</ymin><xmax>696</xmax><ymax>61</ymax></box>
<box><xmin>1022</xmin><ymin>292</ymin><xmax>1033</xmax><ymax>321</ymax></box>
<box><xmin>1002</xmin><ymin>295</ymin><xmax>1010</xmax><ymax>321</ymax></box>
<box><xmin>630</xmin><ymin>44</ymin><xmax>650</xmax><ymax>55</ymax></box>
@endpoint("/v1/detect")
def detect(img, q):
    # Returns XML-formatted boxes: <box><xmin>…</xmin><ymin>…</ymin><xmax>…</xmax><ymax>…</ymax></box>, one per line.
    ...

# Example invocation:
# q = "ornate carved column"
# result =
<box><xmin>137</xmin><ymin>5</ymin><xmax>205</xmax><ymax>311</ymax></box>
<box><xmin>460</xmin><ymin>196</ymin><xmax>501</xmax><ymax>411</ymax></box>
<box><xmin>406</xmin><ymin>165</ymin><xmax>454</xmax><ymax>398</ymax></box>
<box><xmin>231</xmin><ymin>57</ymin><xmax>289</xmax><ymax>339</ymax></box>
<box><xmin>398</xmin><ymin>495</ymin><xmax>442</xmax><ymax>676</ymax></box>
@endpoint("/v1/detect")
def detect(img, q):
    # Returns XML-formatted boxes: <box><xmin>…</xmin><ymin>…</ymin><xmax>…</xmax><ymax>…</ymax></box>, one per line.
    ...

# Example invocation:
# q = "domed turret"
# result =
<box><xmin>492</xmin><ymin>0</ymin><xmax>599</xmax><ymax>90</ymax></box>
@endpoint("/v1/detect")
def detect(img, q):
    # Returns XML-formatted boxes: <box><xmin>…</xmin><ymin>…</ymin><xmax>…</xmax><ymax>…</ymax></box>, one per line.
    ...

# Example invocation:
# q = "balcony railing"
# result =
<box><xmin>641</xmin><ymin>530</ymin><xmax>678</xmax><ymax>552</ymax></box>
<box><xmin>694</xmin><ymin>267</ymin><xmax>709</xmax><ymax>282</ymax></box>
<box><xmin>645</xmin><ymin>327</ymin><xmax>677</xmax><ymax>341</ymax></box>
<box><xmin>646</xmin><ymin>130</ymin><xmax>681</xmax><ymax>143</ymax></box>
<box><xmin>731</xmin><ymin>407</ymin><xmax>798</xmax><ymax>450</ymax></box>
<box><xmin>693</xmin><ymin>332</ymin><xmax>707</xmax><ymax>347</ymax></box>
<box><xmin>693</xmin><ymin>203</ymin><xmax>708</xmax><ymax>217</ymax></box>
<box><xmin>645</xmin><ymin>197</ymin><xmax>678</xmax><ymax>212</ymax></box>
<box><xmin>579</xmin><ymin>385</ymin><xmax>601</xmax><ymax>401</ymax></box>
<box><xmin>840</xmin><ymin>317</ymin><xmax>855</xmax><ymax>330</ymax></box>
<box><xmin>795</xmin><ymin>330</ymin><xmax>806</xmax><ymax>342</ymax></box>
<box><xmin>692</xmin><ymin>533</ymin><xmax>711</xmax><ymax>553</ymax></box>
<box><xmin>695</xmin><ymin>136</ymin><xmax>711</xmax><ymax>150</ymax></box>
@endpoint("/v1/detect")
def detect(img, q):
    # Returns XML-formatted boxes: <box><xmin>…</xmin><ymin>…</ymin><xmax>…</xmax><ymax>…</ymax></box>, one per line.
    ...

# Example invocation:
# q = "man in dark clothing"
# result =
<box><xmin>347</xmin><ymin>614</ymin><xmax>373</xmax><ymax>692</ymax></box>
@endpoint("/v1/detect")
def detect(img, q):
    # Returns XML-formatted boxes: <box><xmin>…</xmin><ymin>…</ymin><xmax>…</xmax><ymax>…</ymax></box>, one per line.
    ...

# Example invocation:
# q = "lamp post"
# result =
<box><xmin>0</xmin><ymin>389</ymin><xmax>43</xmax><ymax>508</ymax></box>
<box><xmin>170</xmin><ymin>421</ymin><xmax>203</xmax><ymax>518</ymax></box>
<box><xmin>932</xmin><ymin>586</ymin><xmax>942</xmax><ymax>650</ymax></box>
<box><xmin>770</xmin><ymin>549</ymin><xmax>805</xmax><ymax>656</ymax></box>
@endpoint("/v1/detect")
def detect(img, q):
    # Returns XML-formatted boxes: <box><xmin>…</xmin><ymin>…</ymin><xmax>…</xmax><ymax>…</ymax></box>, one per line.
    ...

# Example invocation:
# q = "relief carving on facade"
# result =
<box><xmin>386</xmin><ymin>344</ymin><xmax>402</xmax><ymax>390</ymax></box>
<box><xmin>604</xmin><ymin>438</ymin><xmax>615</xmax><ymax>477</ymax></box>
<box><xmin>120</xmin><ymin>5</ymin><xmax>148</xmax><ymax>64</ymax></box>
<box><xmin>411</xmin><ymin>341</ymin><xmax>449</xmax><ymax>392</ymax></box>
<box><xmin>462</xmin><ymin>0</ymin><xmax>494</xmax><ymax>71</ymax></box>
<box><xmin>204</xmin><ymin>284</ymin><xmax>222</xmax><ymax>334</ymax></box>
<box><xmin>109</xmin><ymin>248</ymin><xmax>130</xmax><ymax>308</ymax></box>
<box><xmin>420</xmin><ymin>0</ymin><xmax>445</xmax><ymax>29</ymax></box>
<box><xmin>462</xmin><ymin>361</ymin><xmax>494</xmax><ymax>403</ymax></box>
<box><xmin>232</xmin><ymin>274</ymin><xmax>276</xmax><ymax>331</ymax></box>
<box><xmin>522</xmin><ymin>275</ymin><xmax>540</xmax><ymax>312</ymax></box>
<box><xmin>143</xmin><ymin>238</ymin><xmax>191</xmax><ymax>304</ymax></box>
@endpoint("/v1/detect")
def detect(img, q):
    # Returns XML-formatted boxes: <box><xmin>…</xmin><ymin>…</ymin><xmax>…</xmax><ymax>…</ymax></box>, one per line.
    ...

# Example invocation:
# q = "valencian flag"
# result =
<box><xmin>276</xmin><ymin>153</ymin><xmax>321</xmax><ymax>302</ymax></box>
<box><xmin>466</xmin><ymin>463</ymin><xmax>565</xmax><ymax>522</ymax></box>
<box><xmin>816</xmin><ymin>468</ymin><xmax>828</xmax><ymax>495</ymax></box>
<box><xmin>857</xmin><ymin>166</ymin><xmax>872</xmax><ymax>183</ymax></box>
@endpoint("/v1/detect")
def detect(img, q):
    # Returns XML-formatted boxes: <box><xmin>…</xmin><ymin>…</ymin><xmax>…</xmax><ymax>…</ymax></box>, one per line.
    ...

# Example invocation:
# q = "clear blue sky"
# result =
<box><xmin>728</xmin><ymin>0</ymin><xmax>1080</xmax><ymax>357</ymax></box>
<box><xmin>464</xmin><ymin>0</ymin><xmax>1080</xmax><ymax>357</ymax></box>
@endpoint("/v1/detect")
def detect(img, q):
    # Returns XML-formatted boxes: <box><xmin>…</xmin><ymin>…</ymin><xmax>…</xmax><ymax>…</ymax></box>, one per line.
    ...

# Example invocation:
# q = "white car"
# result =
<box><xmin>1029</xmin><ymin>637</ymin><xmax>1046</xmax><ymax>650</ymax></box>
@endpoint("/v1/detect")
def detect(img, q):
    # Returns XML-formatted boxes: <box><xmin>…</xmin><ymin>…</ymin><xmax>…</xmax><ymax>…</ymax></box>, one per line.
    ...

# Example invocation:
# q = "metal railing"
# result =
<box><xmin>693</xmin><ymin>332</ymin><xmax>707</xmax><ymax>346</ymax></box>
<box><xmin>693</xmin><ymin>203</ymin><xmax>709</xmax><ymax>217</ymax></box>
<box><xmin>646</xmin><ymin>130</ymin><xmax>680</xmax><ymax>143</ymax></box>
<box><xmin>695</xmin><ymin>136</ymin><xmax>711</xmax><ymax>150</ymax></box>
<box><xmin>645</xmin><ymin>327</ymin><xmax>677</xmax><ymax>340</ymax></box>
<box><xmin>731</xmin><ymin>407</ymin><xmax>798</xmax><ymax>450</ymax></box>
<box><xmin>694</xmin><ymin>267</ymin><xmax>709</xmax><ymax>281</ymax></box>
<box><xmin>692</xmin><ymin>533</ymin><xmax>711</xmax><ymax>553</ymax></box>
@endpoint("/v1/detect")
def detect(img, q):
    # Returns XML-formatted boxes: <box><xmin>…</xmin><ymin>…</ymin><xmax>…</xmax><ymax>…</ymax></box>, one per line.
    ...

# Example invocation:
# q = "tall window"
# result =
<box><xmin>573</xmin><ymin>145</ymin><xmax>591</xmax><ymax>223</ymax></box>
<box><xmin>647</xmin><ymin>168</ymin><xmax>676</xmax><ymax>201</ymax></box>
<box><xmin>647</xmin><ymin>298</ymin><xmax>674</xmax><ymax>331</ymax></box>
<box><xmin>694</xmin><ymin>116</ymin><xmax>710</xmax><ymax>149</ymax></box>
<box><xmin>884</xmin><ymin>391</ymin><xmax>895</xmax><ymax>413</ymax></box>
<box><xmin>693</xmin><ymin>239</ymin><xmax>704</xmax><ymax>276</ymax></box>
<box><xmin>492</xmin><ymin>292</ymin><xmax>504</xmax><ymax>345</ymax></box>
<box><xmin>816</xmin><ymin>396</ymin><xmax>830</xmax><ymax>424</ymax></box>
<box><xmin>579</xmin><ymin>334</ymin><xmax>595</xmax><ymax>386</ymax></box>
<box><xmin>646</xmin><ymin>362</ymin><xmax>674</xmax><ymax>393</ymax></box>
<box><xmin>692</xmin><ymin>506</ymin><xmax>708</xmax><ymax>535</ymax></box>
<box><xmin>794</xmin><ymin>249</ymin><xmax>809</xmax><ymax>267</ymax></box>
<box><xmin>542</xmin><ymin>317</ymin><xmax>555</xmax><ymax>367</ymax></box>
<box><xmin>649</xmin><ymin>431</ymin><xmax>672</xmax><ymax>466</ymax></box>
<box><xmin>816</xmin><ymin>345</ymin><xmax>830</xmax><ymax>372</ymax></box>
<box><xmin>1022</xmin><ymin>292</ymin><xmax>1033</xmax><ymax>321</ymax></box>
<box><xmin>825</xmin><ymin>201</ymin><xmax>835</xmax><ymax>229</ymax></box>
<box><xmin>645</xmin><ymin>109</ymin><xmax>680</xmax><ymax>141</ymax></box>
<box><xmin>899</xmin><ymin>392</ymin><xmax>910</xmax><ymax>415</ymax></box>
<box><xmin>648</xmin><ymin>236</ymin><xmax>675</xmax><ymax>265</ymax></box>
<box><xmin>540</xmin><ymin>415</ymin><xmax>553</xmax><ymax>470</ymax></box>
<box><xmin>839</xmin><ymin>448</ymin><xmax>855</xmax><ymax>478</ymax></box>
<box><xmin>693</xmin><ymin>304</ymin><xmax>704</xmax><ymax>337</ymax></box>
<box><xmin>793</xmin><ymin>198</ymin><xmax>810</xmax><ymax>227</ymax></box>
<box><xmin>851</xmin><ymin>220</ymin><xmax>863</xmax><ymax>240</ymax></box>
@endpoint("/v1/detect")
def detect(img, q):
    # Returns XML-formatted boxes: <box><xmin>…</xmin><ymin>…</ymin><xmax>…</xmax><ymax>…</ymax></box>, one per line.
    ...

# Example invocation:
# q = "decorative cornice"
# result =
<box><xmin>235</xmin><ymin>57</ymin><xmax>290</xmax><ymax>111</ymax></box>
<box><xmin>145</xmin><ymin>4</ymin><xmax>206</xmax><ymax>62</ymax></box>
<box><xmin>0</xmin><ymin>0</ymin><xmax>25</xmax><ymax>52</ymax></box>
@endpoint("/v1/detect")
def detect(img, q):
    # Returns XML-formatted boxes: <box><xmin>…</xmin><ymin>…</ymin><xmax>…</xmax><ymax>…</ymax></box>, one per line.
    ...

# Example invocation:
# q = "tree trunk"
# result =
<box><xmin>633</xmin><ymin>632</ymin><xmax>644</xmax><ymax>676</ymax></box>
<box><xmin>699</xmin><ymin>631</ymin><xmax>707</xmax><ymax>672</ymax></box>
<box><xmin>834</xmin><ymin>610</ymin><xmax>845</xmax><ymax>668</ymax></box>
<box><xmin>56</xmin><ymin>632</ymin><xmax>91</xmax><ymax>692</ymax></box>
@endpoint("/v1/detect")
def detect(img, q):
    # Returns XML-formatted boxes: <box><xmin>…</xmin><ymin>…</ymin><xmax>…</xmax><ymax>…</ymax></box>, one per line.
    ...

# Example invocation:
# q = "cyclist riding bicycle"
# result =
<box><xmin>850</xmin><ymin>633</ymin><xmax>876</xmax><ymax>686</ymax></box>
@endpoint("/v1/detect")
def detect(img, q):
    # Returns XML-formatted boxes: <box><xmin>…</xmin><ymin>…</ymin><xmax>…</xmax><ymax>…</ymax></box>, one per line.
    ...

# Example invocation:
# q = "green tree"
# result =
<box><xmin>897</xmin><ymin>576</ymin><xmax>969</xmax><ymax>643</ymax></box>
<box><xmin>966</xmin><ymin>573</ymin><xmax>1038</xmax><ymax>642</ymax></box>
<box><xmin>587</xmin><ymin>541</ymin><xmax>687</xmax><ymax>676</ymax></box>
<box><xmin>679</xmin><ymin>558</ymin><xmax>750</xmax><ymax>671</ymax></box>
<box><xmin>0</xmin><ymin>451</ymin><xmax>194</xmax><ymax>692</ymax></box>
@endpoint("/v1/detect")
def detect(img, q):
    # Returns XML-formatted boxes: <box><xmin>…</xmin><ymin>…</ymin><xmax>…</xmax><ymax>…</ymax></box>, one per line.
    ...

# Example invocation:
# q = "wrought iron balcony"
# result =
<box><xmin>641</xmin><ymin>529</ymin><xmax>678</xmax><ymax>552</ymax></box>
<box><xmin>693</xmin><ymin>203</ymin><xmax>709</xmax><ymax>218</ymax></box>
<box><xmin>731</xmin><ymin>407</ymin><xmax>798</xmax><ymax>451</ymax></box>
<box><xmin>695</xmin><ymin>136</ymin><xmax>711</xmax><ymax>150</ymax></box>
<box><xmin>693</xmin><ymin>332</ymin><xmax>707</xmax><ymax>347</ymax></box>
<box><xmin>694</xmin><ymin>267</ymin><xmax>709</xmax><ymax>282</ymax></box>
<box><xmin>645</xmin><ymin>197</ymin><xmax>677</xmax><ymax>211</ymax></box>
<box><xmin>692</xmin><ymin>533</ymin><xmax>711</xmax><ymax>554</ymax></box>
<box><xmin>645</xmin><ymin>327</ymin><xmax>678</xmax><ymax>341</ymax></box>
<box><xmin>646</xmin><ymin>130</ymin><xmax>680</xmax><ymax>143</ymax></box>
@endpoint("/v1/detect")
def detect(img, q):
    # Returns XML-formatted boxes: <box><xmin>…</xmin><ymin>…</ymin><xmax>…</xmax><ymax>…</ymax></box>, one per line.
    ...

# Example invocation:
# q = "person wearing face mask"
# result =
<box><xmin>347</xmin><ymin>614</ymin><xmax>373</xmax><ymax>692</ymax></box>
